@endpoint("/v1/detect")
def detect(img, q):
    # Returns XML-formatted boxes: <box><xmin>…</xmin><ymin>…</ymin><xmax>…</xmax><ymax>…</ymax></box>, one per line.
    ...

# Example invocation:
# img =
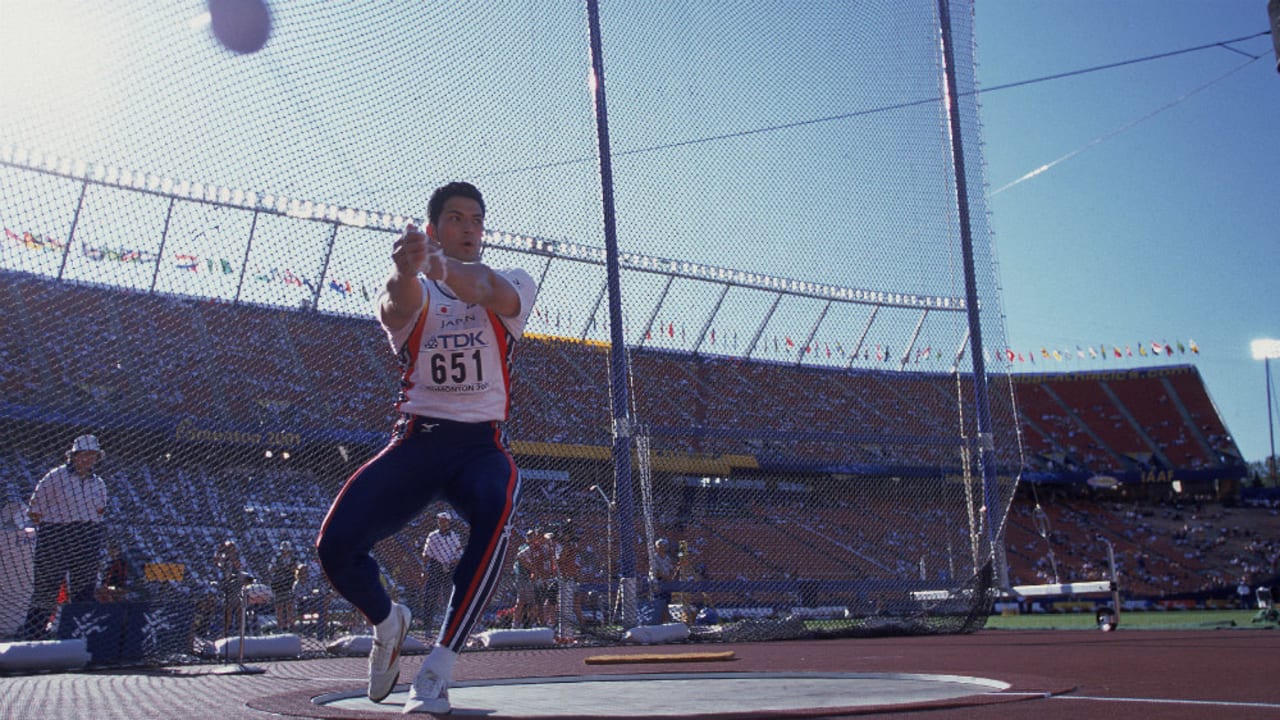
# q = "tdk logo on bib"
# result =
<box><xmin>426</xmin><ymin>332</ymin><xmax>487</xmax><ymax>350</ymax></box>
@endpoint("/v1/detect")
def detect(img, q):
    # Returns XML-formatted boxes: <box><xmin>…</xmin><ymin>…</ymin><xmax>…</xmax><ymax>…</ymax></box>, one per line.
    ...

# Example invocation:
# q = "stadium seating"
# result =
<box><xmin>0</xmin><ymin>272</ymin><xmax>1258</xmax><ymax>612</ymax></box>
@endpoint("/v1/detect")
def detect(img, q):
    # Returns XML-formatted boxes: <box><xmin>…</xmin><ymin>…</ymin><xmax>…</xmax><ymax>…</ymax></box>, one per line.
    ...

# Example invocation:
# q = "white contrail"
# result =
<box><xmin>989</xmin><ymin>55</ymin><xmax>1260</xmax><ymax>197</ymax></box>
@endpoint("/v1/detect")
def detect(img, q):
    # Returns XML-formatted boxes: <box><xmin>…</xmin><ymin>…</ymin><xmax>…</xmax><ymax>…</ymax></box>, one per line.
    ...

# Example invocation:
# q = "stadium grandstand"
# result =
<box><xmin>0</xmin><ymin>265</ymin><xmax>1267</xmax><ymax>654</ymax></box>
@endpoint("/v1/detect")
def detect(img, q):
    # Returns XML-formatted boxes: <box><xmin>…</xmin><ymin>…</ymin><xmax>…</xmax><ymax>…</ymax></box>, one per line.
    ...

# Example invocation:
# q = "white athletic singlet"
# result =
<box><xmin>380</xmin><ymin>268</ymin><xmax>537</xmax><ymax>422</ymax></box>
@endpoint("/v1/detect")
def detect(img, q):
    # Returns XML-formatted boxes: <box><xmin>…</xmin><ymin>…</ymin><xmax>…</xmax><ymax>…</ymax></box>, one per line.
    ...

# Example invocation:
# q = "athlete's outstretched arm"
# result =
<box><xmin>380</xmin><ymin>224</ymin><xmax>430</xmax><ymax>331</ymax></box>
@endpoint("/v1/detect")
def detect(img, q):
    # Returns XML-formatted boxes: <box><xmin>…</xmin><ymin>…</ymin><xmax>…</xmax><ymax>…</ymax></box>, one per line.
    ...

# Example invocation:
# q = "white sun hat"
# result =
<box><xmin>67</xmin><ymin>434</ymin><xmax>105</xmax><ymax>458</ymax></box>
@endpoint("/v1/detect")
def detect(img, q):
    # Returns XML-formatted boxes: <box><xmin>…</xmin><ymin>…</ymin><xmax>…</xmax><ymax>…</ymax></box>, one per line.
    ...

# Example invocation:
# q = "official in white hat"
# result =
<box><xmin>418</xmin><ymin>511</ymin><xmax>464</xmax><ymax>631</ymax></box>
<box><xmin>20</xmin><ymin>434</ymin><xmax>110</xmax><ymax>639</ymax></box>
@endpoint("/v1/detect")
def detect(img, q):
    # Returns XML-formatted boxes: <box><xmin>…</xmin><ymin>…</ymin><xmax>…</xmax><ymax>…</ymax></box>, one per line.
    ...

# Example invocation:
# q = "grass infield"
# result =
<box><xmin>983</xmin><ymin>609</ymin><xmax>1278</xmax><ymax>631</ymax></box>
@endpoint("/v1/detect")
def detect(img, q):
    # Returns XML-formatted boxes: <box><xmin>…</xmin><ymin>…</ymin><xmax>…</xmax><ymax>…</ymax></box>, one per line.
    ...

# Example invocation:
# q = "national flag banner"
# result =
<box><xmin>6</xmin><ymin>228</ymin><xmax>67</xmax><ymax>252</ymax></box>
<box><xmin>1015</xmin><ymin>339</ymin><xmax>1216</xmax><ymax>362</ymax></box>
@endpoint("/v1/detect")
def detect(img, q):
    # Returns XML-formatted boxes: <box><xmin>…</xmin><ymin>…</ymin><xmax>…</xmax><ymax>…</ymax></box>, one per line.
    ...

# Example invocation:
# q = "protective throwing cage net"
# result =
<box><xmin>0</xmin><ymin>0</ymin><xmax>1018</xmax><ymax>665</ymax></box>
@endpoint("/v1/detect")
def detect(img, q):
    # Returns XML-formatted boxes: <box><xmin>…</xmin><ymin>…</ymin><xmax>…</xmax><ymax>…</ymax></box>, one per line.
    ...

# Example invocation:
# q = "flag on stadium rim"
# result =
<box><xmin>991</xmin><ymin>339</ymin><xmax>1205</xmax><ymax>363</ymax></box>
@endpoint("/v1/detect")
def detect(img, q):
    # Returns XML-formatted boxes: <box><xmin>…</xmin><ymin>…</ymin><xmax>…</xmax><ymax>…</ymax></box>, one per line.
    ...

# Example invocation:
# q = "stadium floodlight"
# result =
<box><xmin>1253</xmin><ymin>338</ymin><xmax>1280</xmax><ymax>486</ymax></box>
<box><xmin>1252</xmin><ymin>338</ymin><xmax>1280</xmax><ymax>360</ymax></box>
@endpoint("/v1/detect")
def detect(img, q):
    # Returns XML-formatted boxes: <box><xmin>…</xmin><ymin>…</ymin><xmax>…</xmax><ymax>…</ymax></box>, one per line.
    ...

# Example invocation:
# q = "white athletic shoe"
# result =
<box><xmin>368</xmin><ymin>602</ymin><xmax>412</xmax><ymax>703</ymax></box>
<box><xmin>403</xmin><ymin>663</ymin><xmax>451</xmax><ymax>714</ymax></box>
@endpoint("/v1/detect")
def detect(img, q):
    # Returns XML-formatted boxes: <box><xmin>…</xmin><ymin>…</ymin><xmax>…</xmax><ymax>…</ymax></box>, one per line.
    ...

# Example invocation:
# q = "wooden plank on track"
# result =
<box><xmin>584</xmin><ymin>651</ymin><xmax>737</xmax><ymax>665</ymax></box>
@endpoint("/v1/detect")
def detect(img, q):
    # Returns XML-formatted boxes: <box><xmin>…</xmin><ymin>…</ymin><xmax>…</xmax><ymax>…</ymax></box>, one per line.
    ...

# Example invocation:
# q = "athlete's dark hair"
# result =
<box><xmin>427</xmin><ymin>182</ymin><xmax>485</xmax><ymax>226</ymax></box>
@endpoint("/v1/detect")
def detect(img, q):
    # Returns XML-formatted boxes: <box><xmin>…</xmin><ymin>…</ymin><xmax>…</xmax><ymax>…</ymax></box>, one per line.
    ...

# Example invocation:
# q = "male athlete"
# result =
<box><xmin>316</xmin><ymin>182</ymin><xmax>537</xmax><ymax>714</ymax></box>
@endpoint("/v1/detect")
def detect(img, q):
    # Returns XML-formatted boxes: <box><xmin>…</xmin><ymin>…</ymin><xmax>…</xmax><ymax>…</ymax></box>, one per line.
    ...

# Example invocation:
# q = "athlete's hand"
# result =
<box><xmin>393</xmin><ymin>224</ymin><xmax>446</xmax><ymax>280</ymax></box>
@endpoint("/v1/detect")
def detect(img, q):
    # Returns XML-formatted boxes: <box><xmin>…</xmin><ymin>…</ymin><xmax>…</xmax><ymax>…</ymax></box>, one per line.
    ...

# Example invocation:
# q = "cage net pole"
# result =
<box><xmin>937</xmin><ymin>0</ymin><xmax>999</xmax><ymax>573</ymax></box>
<box><xmin>584</xmin><ymin>0</ymin><xmax>639</xmax><ymax>627</ymax></box>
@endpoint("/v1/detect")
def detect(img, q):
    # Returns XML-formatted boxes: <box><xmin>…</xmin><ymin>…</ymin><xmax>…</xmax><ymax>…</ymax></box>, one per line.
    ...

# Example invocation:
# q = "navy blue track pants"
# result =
<box><xmin>316</xmin><ymin>415</ymin><xmax>521</xmax><ymax>652</ymax></box>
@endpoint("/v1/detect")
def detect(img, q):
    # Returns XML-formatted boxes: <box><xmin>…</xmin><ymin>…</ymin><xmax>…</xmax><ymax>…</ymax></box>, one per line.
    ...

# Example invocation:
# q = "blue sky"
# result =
<box><xmin>973</xmin><ymin>1</ymin><xmax>1280</xmax><ymax>464</ymax></box>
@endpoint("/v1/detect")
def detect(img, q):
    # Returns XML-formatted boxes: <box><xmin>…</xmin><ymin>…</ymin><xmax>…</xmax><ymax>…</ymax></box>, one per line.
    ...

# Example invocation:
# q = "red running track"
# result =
<box><xmin>1</xmin><ymin>629</ymin><xmax>1276</xmax><ymax>719</ymax></box>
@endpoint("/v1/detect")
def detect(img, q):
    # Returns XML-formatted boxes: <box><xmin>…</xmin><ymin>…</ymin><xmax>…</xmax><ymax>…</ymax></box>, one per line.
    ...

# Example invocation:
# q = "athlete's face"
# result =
<box><xmin>429</xmin><ymin>196</ymin><xmax>485</xmax><ymax>263</ymax></box>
